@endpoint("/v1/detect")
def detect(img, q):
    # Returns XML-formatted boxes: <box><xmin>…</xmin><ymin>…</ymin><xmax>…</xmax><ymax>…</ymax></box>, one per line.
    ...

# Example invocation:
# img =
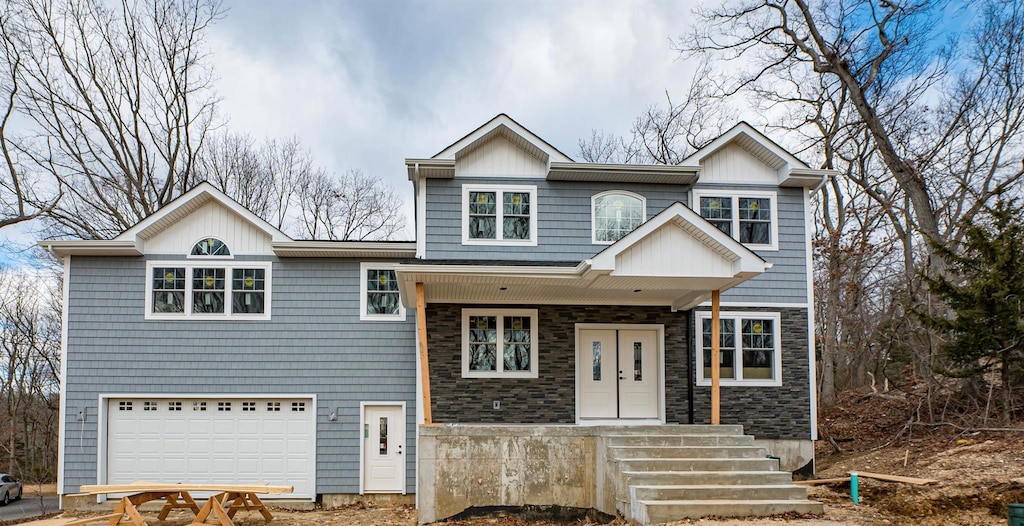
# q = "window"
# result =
<box><xmin>218</xmin><ymin>401</ymin><xmax>231</xmax><ymax>411</ymax></box>
<box><xmin>292</xmin><ymin>402</ymin><xmax>306</xmax><ymax>412</ymax></box>
<box><xmin>461</xmin><ymin>309</ymin><xmax>538</xmax><ymax>378</ymax></box>
<box><xmin>118</xmin><ymin>401</ymin><xmax>133</xmax><ymax>411</ymax></box>
<box><xmin>696</xmin><ymin>311</ymin><xmax>782</xmax><ymax>386</ymax></box>
<box><xmin>359</xmin><ymin>263</ymin><xmax>406</xmax><ymax>321</ymax></box>
<box><xmin>462</xmin><ymin>185</ymin><xmax>538</xmax><ymax>246</ymax></box>
<box><xmin>146</xmin><ymin>262</ymin><xmax>271</xmax><ymax>319</ymax></box>
<box><xmin>143</xmin><ymin>401</ymin><xmax>157</xmax><ymax>411</ymax></box>
<box><xmin>592</xmin><ymin>191</ymin><xmax>646</xmax><ymax>243</ymax></box>
<box><xmin>168</xmin><ymin>401</ymin><xmax>182</xmax><ymax>411</ymax></box>
<box><xmin>693</xmin><ymin>190</ymin><xmax>778</xmax><ymax>250</ymax></box>
<box><xmin>267</xmin><ymin>402</ymin><xmax>281</xmax><ymax>412</ymax></box>
<box><xmin>190</xmin><ymin>237</ymin><xmax>230</xmax><ymax>257</ymax></box>
<box><xmin>242</xmin><ymin>402</ymin><xmax>256</xmax><ymax>412</ymax></box>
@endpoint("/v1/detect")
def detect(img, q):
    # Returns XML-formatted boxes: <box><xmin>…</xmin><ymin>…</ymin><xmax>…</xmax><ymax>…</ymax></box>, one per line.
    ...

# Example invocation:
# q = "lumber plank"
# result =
<box><xmin>247</xmin><ymin>492</ymin><xmax>274</xmax><ymax>521</ymax></box>
<box><xmin>63</xmin><ymin>513</ymin><xmax>123</xmax><ymax>526</ymax></box>
<box><xmin>793</xmin><ymin>477</ymin><xmax>851</xmax><ymax>485</ymax></box>
<box><xmin>853</xmin><ymin>471</ymin><xmax>938</xmax><ymax>485</ymax></box>
<box><xmin>78</xmin><ymin>483</ymin><xmax>293</xmax><ymax>495</ymax></box>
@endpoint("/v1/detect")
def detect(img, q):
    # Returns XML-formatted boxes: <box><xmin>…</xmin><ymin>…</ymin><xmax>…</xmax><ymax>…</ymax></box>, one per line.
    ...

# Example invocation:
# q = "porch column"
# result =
<box><xmin>416</xmin><ymin>282</ymin><xmax>433</xmax><ymax>424</ymax></box>
<box><xmin>711</xmin><ymin>289</ymin><xmax>721</xmax><ymax>425</ymax></box>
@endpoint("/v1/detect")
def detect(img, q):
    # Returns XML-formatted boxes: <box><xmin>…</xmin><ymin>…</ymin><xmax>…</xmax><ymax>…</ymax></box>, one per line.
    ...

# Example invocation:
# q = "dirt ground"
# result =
<box><xmin>15</xmin><ymin>391</ymin><xmax>1024</xmax><ymax>525</ymax></box>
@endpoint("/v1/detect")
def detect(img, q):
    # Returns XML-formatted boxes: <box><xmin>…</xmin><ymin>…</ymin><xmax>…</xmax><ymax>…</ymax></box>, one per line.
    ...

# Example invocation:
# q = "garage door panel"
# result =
<box><xmin>107</xmin><ymin>397</ymin><xmax>315</xmax><ymax>499</ymax></box>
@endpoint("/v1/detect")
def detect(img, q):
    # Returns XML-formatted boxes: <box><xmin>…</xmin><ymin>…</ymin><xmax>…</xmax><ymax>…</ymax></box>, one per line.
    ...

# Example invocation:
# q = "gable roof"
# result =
<box><xmin>432</xmin><ymin>114</ymin><xmax>573</xmax><ymax>162</ymax></box>
<box><xmin>115</xmin><ymin>182</ymin><xmax>291</xmax><ymax>243</ymax></box>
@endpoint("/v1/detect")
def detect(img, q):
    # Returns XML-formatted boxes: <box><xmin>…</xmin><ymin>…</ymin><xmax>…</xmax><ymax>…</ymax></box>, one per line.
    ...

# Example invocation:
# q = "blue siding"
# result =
<box><xmin>63</xmin><ymin>256</ymin><xmax>417</xmax><ymax>495</ymax></box>
<box><xmin>424</xmin><ymin>178</ymin><xmax>691</xmax><ymax>261</ymax></box>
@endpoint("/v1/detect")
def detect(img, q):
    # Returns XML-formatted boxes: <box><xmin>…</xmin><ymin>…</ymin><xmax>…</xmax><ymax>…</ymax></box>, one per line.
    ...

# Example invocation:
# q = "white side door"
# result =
<box><xmin>578</xmin><ymin>329</ymin><xmax>619</xmax><ymax>419</ymax></box>
<box><xmin>362</xmin><ymin>404</ymin><xmax>405</xmax><ymax>493</ymax></box>
<box><xmin>617</xmin><ymin>330</ymin><xmax>659</xmax><ymax>418</ymax></box>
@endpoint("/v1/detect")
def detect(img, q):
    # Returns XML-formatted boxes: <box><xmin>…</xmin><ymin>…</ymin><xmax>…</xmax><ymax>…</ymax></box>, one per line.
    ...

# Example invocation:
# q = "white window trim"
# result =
<box><xmin>692</xmin><ymin>189</ymin><xmax>779</xmax><ymax>251</ymax></box>
<box><xmin>695</xmin><ymin>310</ymin><xmax>782</xmax><ymax>387</ymax></box>
<box><xmin>186</xmin><ymin>236</ymin><xmax>233</xmax><ymax>259</ymax></box>
<box><xmin>359</xmin><ymin>262</ymin><xmax>407</xmax><ymax>322</ymax></box>
<box><xmin>591</xmin><ymin>190</ymin><xmax>647</xmax><ymax>245</ymax></box>
<box><xmin>145</xmin><ymin>261</ymin><xmax>272</xmax><ymax>320</ymax></box>
<box><xmin>461</xmin><ymin>308</ymin><xmax>539</xmax><ymax>378</ymax></box>
<box><xmin>461</xmin><ymin>184</ymin><xmax>538</xmax><ymax>246</ymax></box>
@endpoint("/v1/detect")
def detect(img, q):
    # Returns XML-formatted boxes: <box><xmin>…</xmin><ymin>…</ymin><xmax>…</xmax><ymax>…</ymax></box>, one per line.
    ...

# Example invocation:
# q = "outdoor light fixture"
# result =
<box><xmin>328</xmin><ymin>411</ymin><xmax>338</xmax><ymax>422</ymax></box>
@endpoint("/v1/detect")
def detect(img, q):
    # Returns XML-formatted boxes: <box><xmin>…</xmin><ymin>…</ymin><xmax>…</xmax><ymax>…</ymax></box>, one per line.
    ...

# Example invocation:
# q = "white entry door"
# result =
<box><xmin>578</xmin><ymin>328</ymin><xmax>660</xmax><ymax>420</ymax></box>
<box><xmin>362</xmin><ymin>404</ymin><xmax>405</xmax><ymax>493</ymax></box>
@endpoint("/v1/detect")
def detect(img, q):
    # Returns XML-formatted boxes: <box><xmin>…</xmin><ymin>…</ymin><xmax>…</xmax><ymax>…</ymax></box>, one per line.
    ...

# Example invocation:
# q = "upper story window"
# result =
<box><xmin>462</xmin><ymin>308</ymin><xmax>538</xmax><ymax>378</ymax></box>
<box><xmin>148</xmin><ymin>261</ymin><xmax>271</xmax><ymax>320</ymax></box>
<box><xmin>360</xmin><ymin>262</ymin><xmax>406</xmax><ymax>321</ymax></box>
<box><xmin>693</xmin><ymin>190</ymin><xmax>778</xmax><ymax>251</ymax></box>
<box><xmin>696</xmin><ymin>311</ymin><xmax>782</xmax><ymax>386</ymax></box>
<box><xmin>592</xmin><ymin>191</ymin><xmax>646</xmax><ymax>244</ymax></box>
<box><xmin>462</xmin><ymin>184</ymin><xmax>538</xmax><ymax>246</ymax></box>
<box><xmin>190</xmin><ymin>237</ymin><xmax>230</xmax><ymax>257</ymax></box>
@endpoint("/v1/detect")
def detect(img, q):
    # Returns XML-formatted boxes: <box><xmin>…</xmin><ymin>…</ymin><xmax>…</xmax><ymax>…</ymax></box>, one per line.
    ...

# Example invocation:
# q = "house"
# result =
<box><xmin>43</xmin><ymin>114</ymin><xmax>833</xmax><ymax>523</ymax></box>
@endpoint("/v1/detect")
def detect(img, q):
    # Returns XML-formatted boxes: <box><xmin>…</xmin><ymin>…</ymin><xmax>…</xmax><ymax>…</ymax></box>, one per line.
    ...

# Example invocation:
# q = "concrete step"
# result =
<box><xmin>605</xmin><ymin>434</ymin><xmax>755</xmax><ymax>447</ymax></box>
<box><xmin>629</xmin><ymin>484</ymin><xmax>808</xmax><ymax>501</ymax></box>
<box><xmin>618</xmin><ymin>458</ymin><xmax>779</xmax><ymax>472</ymax></box>
<box><xmin>593</xmin><ymin>424</ymin><xmax>745</xmax><ymax>436</ymax></box>
<box><xmin>636</xmin><ymin>499</ymin><xmax>825</xmax><ymax>524</ymax></box>
<box><xmin>622</xmin><ymin>470</ymin><xmax>795</xmax><ymax>487</ymax></box>
<box><xmin>609</xmin><ymin>445</ymin><xmax>768</xmax><ymax>459</ymax></box>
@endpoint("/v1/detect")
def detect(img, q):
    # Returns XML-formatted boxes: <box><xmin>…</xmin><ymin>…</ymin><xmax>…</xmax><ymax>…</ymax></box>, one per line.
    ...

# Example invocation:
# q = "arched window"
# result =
<box><xmin>592</xmin><ymin>191</ymin><xmax>645</xmax><ymax>243</ymax></box>
<box><xmin>190</xmin><ymin>238</ymin><xmax>230</xmax><ymax>257</ymax></box>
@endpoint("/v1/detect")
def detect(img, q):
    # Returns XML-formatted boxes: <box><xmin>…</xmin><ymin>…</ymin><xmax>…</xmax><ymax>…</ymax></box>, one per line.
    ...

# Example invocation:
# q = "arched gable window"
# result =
<box><xmin>592</xmin><ymin>191</ymin><xmax>646</xmax><ymax>243</ymax></box>
<box><xmin>191</xmin><ymin>238</ymin><xmax>230</xmax><ymax>257</ymax></box>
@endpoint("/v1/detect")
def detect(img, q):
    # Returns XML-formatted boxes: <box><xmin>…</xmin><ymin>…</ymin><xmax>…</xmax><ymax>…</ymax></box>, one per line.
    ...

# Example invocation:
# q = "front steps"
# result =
<box><xmin>602</xmin><ymin>425</ymin><xmax>823</xmax><ymax>524</ymax></box>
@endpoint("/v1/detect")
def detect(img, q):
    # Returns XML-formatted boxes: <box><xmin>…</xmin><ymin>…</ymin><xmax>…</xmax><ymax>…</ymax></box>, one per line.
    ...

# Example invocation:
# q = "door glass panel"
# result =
<box><xmin>592</xmin><ymin>341</ymin><xmax>602</xmax><ymax>381</ymax></box>
<box><xmin>633</xmin><ymin>342</ymin><xmax>642</xmax><ymax>381</ymax></box>
<box><xmin>378</xmin><ymin>417</ymin><xmax>388</xmax><ymax>455</ymax></box>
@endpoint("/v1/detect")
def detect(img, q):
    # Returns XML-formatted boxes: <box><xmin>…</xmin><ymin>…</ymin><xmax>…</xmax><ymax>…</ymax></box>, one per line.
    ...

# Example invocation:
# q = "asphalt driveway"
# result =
<box><xmin>0</xmin><ymin>496</ymin><xmax>60</xmax><ymax>522</ymax></box>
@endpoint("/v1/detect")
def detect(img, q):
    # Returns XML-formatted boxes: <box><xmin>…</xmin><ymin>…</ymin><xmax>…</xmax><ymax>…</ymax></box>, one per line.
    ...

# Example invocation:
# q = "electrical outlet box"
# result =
<box><xmin>492</xmin><ymin>400</ymin><xmax>501</xmax><ymax>410</ymax></box>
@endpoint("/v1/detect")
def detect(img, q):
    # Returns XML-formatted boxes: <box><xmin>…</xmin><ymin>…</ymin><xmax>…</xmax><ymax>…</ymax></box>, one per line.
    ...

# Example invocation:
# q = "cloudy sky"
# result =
<box><xmin>206</xmin><ymin>0</ymin><xmax>708</xmax><ymax>237</ymax></box>
<box><xmin>3</xmin><ymin>0</ymin><xmax>718</xmax><ymax>263</ymax></box>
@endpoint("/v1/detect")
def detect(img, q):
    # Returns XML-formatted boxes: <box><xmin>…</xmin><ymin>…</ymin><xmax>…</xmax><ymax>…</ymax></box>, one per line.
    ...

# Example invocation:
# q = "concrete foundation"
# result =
<box><xmin>752</xmin><ymin>438</ymin><xmax>814</xmax><ymax>475</ymax></box>
<box><xmin>321</xmin><ymin>493</ymin><xmax>416</xmax><ymax>507</ymax></box>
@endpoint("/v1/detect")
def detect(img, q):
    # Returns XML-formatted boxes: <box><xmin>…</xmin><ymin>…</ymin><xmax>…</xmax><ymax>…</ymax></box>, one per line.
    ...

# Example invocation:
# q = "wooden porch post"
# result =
<box><xmin>416</xmin><ymin>282</ymin><xmax>433</xmax><ymax>424</ymax></box>
<box><xmin>711</xmin><ymin>289</ymin><xmax>721</xmax><ymax>425</ymax></box>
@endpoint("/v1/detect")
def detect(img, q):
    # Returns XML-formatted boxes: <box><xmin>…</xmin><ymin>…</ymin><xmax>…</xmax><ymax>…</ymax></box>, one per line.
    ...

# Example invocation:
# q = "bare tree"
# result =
<box><xmin>4</xmin><ymin>0</ymin><xmax>223</xmax><ymax>239</ymax></box>
<box><xmin>296</xmin><ymin>169</ymin><xmax>406</xmax><ymax>241</ymax></box>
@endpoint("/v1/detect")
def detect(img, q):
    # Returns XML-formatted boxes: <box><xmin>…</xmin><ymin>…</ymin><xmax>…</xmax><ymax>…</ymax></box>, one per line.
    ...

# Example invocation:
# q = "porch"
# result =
<box><xmin>416</xmin><ymin>424</ymin><xmax>821</xmax><ymax>524</ymax></box>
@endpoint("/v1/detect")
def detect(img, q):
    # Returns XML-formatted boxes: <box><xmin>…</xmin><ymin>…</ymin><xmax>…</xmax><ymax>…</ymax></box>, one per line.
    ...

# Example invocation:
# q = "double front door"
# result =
<box><xmin>578</xmin><ymin>328</ymin><xmax>660</xmax><ymax>419</ymax></box>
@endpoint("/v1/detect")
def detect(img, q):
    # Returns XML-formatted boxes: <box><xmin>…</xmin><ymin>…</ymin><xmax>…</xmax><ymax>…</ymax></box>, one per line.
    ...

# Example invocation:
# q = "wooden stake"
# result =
<box><xmin>711</xmin><ymin>290</ymin><xmax>721</xmax><ymax>425</ymax></box>
<box><xmin>416</xmin><ymin>282</ymin><xmax>433</xmax><ymax>425</ymax></box>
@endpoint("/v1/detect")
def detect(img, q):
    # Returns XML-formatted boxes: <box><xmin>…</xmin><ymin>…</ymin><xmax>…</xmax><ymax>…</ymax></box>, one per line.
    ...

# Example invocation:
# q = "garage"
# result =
<box><xmin>104</xmin><ymin>397</ymin><xmax>315</xmax><ymax>499</ymax></box>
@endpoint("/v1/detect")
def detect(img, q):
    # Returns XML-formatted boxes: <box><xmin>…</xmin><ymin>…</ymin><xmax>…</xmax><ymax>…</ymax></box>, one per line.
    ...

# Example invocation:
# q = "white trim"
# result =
<box><xmin>433</xmin><ymin>114</ymin><xmax>572</xmax><ymax>162</ymax></box>
<box><xmin>694</xmin><ymin>311</ymin><xmax>783</xmax><ymax>387</ymax></box>
<box><xmin>359</xmin><ymin>263</ymin><xmax>407</xmax><ymax>322</ymax></box>
<box><xmin>681</xmin><ymin>122</ymin><xmax>809</xmax><ymax>169</ymax></box>
<box><xmin>692</xmin><ymin>189</ymin><xmax>780</xmax><ymax>251</ymax></box>
<box><xmin>416</xmin><ymin>174</ymin><xmax>426</xmax><ymax>259</ymax></box>
<box><xmin>144</xmin><ymin>261</ymin><xmax>272</xmax><ymax>320</ymax></box>
<box><xmin>804</xmin><ymin>188</ymin><xmax>819</xmax><ymax>440</ymax></box>
<box><xmin>461</xmin><ymin>308</ymin><xmax>539</xmax><ymax>378</ymax></box>
<box><xmin>696</xmin><ymin>301</ymin><xmax>809</xmax><ymax>309</ymax></box>
<box><xmin>97</xmin><ymin>393</ymin><xmax>317</xmax><ymax>502</ymax></box>
<box><xmin>57</xmin><ymin>255</ymin><xmax>70</xmax><ymax>500</ymax></box>
<box><xmin>573</xmin><ymin>323</ymin><xmax>666</xmax><ymax>424</ymax></box>
<box><xmin>186</xmin><ymin>236</ymin><xmax>233</xmax><ymax>259</ymax></box>
<box><xmin>591</xmin><ymin>190</ymin><xmax>647</xmax><ymax>245</ymax></box>
<box><xmin>460</xmin><ymin>184</ymin><xmax>538</xmax><ymax>247</ymax></box>
<box><xmin>358</xmin><ymin>401</ymin><xmax>407</xmax><ymax>495</ymax></box>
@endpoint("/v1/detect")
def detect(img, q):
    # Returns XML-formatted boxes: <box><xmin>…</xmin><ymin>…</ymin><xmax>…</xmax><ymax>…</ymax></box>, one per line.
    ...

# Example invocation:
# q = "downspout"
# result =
<box><xmin>687</xmin><ymin>308</ymin><xmax>695</xmax><ymax>424</ymax></box>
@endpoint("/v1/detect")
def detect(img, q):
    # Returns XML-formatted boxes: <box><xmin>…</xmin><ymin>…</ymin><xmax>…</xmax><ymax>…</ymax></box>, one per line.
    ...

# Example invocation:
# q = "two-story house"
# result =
<box><xmin>43</xmin><ymin>114</ymin><xmax>831</xmax><ymax>523</ymax></box>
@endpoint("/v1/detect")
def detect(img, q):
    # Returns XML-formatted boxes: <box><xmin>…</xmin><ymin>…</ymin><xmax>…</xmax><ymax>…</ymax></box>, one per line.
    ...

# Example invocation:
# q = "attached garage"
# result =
<box><xmin>103</xmin><ymin>396</ymin><xmax>315</xmax><ymax>499</ymax></box>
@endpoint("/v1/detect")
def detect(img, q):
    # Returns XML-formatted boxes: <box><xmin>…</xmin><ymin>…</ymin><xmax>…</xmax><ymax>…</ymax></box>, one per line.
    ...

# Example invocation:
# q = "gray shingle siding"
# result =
<box><xmin>63</xmin><ymin>256</ymin><xmax>417</xmax><ymax>495</ymax></box>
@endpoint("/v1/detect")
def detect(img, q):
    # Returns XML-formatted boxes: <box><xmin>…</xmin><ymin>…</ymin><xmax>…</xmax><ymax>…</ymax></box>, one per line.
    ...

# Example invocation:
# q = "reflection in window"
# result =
<box><xmin>502</xmin><ymin>192</ymin><xmax>531</xmax><ymax>240</ymax></box>
<box><xmin>366</xmin><ymin>269</ymin><xmax>400</xmax><ymax>315</ymax></box>
<box><xmin>592</xmin><ymin>341</ymin><xmax>602</xmax><ymax>381</ymax></box>
<box><xmin>379</xmin><ymin>417</ymin><xmax>388</xmax><ymax>455</ymax></box>
<box><xmin>702</xmin><ymin>318</ymin><xmax>736</xmax><ymax>380</ymax></box>
<box><xmin>503</xmin><ymin>316</ymin><xmax>531</xmax><ymax>371</ymax></box>
<box><xmin>232</xmin><ymin>268</ymin><xmax>266</xmax><ymax>314</ymax></box>
<box><xmin>739</xmin><ymin>198</ymin><xmax>772</xmax><ymax>244</ymax></box>
<box><xmin>192</xmin><ymin>268</ymin><xmax>226</xmax><ymax>313</ymax></box>
<box><xmin>153</xmin><ymin>267</ymin><xmax>185</xmax><ymax>313</ymax></box>
<box><xmin>741</xmin><ymin>319</ymin><xmax>774</xmax><ymax>379</ymax></box>
<box><xmin>594</xmin><ymin>193</ymin><xmax>644</xmax><ymax>242</ymax></box>
<box><xmin>633</xmin><ymin>342</ymin><xmax>643</xmax><ymax>381</ymax></box>
<box><xmin>468</xmin><ymin>315</ymin><xmax>498</xmax><ymax>371</ymax></box>
<box><xmin>468</xmin><ymin>191</ymin><xmax>497</xmax><ymax>239</ymax></box>
<box><xmin>191</xmin><ymin>238</ymin><xmax>230</xmax><ymax>256</ymax></box>
<box><xmin>700</xmin><ymin>197</ymin><xmax>733</xmax><ymax>236</ymax></box>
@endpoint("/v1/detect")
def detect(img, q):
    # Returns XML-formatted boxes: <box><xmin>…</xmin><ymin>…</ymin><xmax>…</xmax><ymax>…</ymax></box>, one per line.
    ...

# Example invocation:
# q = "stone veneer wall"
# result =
<box><xmin>426</xmin><ymin>304</ymin><xmax>691</xmax><ymax>424</ymax></box>
<box><xmin>691</xmin><ymin>307</ymin><xmax>813</xmax><ymax>439</ymax></box>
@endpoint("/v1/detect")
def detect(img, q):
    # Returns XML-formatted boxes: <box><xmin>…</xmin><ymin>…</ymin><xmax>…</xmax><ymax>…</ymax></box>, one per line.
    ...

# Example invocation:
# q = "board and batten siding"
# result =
<box><xmin>62</xmin><ymin>256</ymin><xmax>416</xmax><ymax>495</ymax></box>
<box><xmin>143</xmin><ymin>201</ymin><xmax>274</xmax><ymax>255</ymax></box>
<box><xmin>455</xmin><ymin>135</ymin><xmax>547</xmax><ymax>177</ymax></box>
<box><xmin>424</xmin><ymin>178</ymin><xmax>690</xmax><ymax>261</ymax></box>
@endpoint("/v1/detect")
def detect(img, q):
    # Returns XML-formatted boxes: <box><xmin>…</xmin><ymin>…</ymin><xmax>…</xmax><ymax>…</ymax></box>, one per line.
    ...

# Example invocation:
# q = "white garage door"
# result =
<box><xmin>106</xmin><ymin>397</ymin><xmax>315</xmax><ymax>499</ymax></box>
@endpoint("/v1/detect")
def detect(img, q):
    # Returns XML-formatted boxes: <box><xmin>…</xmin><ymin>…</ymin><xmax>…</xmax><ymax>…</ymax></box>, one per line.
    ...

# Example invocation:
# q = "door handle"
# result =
<box><xmin>397</xmin><ymin>446</ymin><xmax>403</xmax><ymax>455</ymax></box>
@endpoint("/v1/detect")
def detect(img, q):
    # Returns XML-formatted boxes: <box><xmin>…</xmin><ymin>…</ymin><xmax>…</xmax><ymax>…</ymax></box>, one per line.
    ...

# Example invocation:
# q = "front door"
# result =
<box><xmin>578</xmin><ymin>328</ymin><xmax>660</xmax><ymax>420</ymax></box>
<box><xmin>362</xmin><ymin>404</ymin><xmax>405</xmax><ymax>493</ymax></box>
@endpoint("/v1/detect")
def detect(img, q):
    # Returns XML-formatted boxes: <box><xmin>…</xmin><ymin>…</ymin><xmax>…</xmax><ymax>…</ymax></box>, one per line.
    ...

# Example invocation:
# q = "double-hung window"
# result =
<box><xmin>592</xmin><ymin>191</ymin><xmax>646</xmax><ymax>243</ymax></box>
<box><xmin>696</xmin><ymin>311</ymin><xmax>782</xmax><ymax>385</ymax></box>
<box><xmin>462</xmin><ymin>309</ymin><xmax>538</xmax><ymax>378</ymax></box>
<box><xmin>462</xmin><ymin>185</ymin><xmax>537</xmax><ymax>246</ymax></box>
<box><xmin>359</xmin><ymin>263</ymin><xmax>405</xmax><ymax>321</ymax></box>
<box><xmin>693</xmin><ymin>190</ymin><xmax>778</xmax><ymax>250</ymax></box>
<box><xmin>146</xmin><ymin>238</ymin><xmax>271</xmax><ymax>320</ymax></box>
